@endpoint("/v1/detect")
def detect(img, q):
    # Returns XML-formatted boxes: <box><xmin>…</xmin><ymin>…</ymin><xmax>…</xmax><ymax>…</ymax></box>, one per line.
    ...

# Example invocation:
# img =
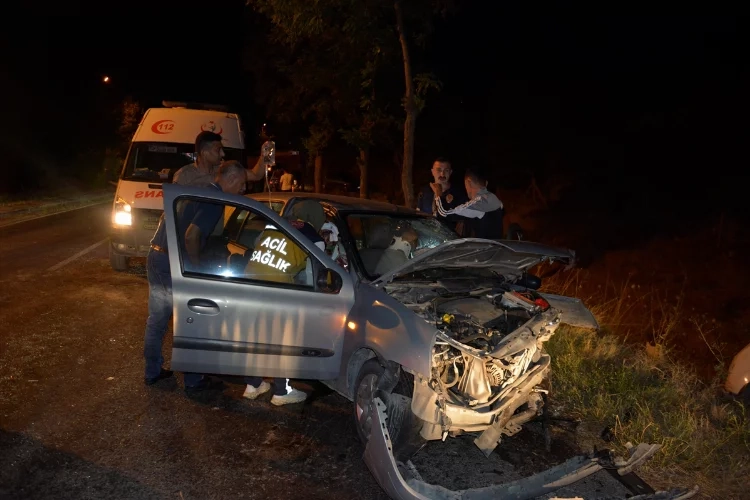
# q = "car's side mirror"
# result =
<box><xmin>317</xmin><ymin>268</ymin><xmax>343</xmax><ymax>294</ymax></box>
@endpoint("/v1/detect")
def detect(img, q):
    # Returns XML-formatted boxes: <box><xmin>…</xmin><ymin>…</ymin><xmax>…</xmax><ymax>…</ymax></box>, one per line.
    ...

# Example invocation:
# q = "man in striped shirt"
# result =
<box><xmin>434</xmin><ymin>167</ymin><xmax>504</xmax><ymax>240</ymax></box>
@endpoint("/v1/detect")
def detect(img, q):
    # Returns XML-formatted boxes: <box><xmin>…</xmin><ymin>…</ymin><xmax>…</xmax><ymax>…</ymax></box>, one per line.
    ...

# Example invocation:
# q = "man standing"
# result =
<box><xmin>143</xmin><ymin>161</ymin><xmax>247</xmax><ymax>392</ymax></box>
<box><xmin>173</xmin><ymin>131</ymin><xmax>269</xmax><ymax>187</ymax></box>
<box><xmin>435</xmin><ymin>167</ymin><xmax>504</xmax><ymax>240</ymax></box>
<box><xmin>279</xmin><ymin>169</ymin><xmax>294</xmax><ymax>192</ymax></box>
<box><xmin>416</xmin><ymin>157</ymin><xmax>468</xmax><ymax>233</ymax></box>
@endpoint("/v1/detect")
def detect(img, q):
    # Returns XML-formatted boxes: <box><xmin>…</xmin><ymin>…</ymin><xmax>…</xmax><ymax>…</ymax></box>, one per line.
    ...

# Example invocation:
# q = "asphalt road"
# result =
<box><xmin>0</xmin><ymin>203</ymin><xmax>635</xmax><ymax>500</ymax></box>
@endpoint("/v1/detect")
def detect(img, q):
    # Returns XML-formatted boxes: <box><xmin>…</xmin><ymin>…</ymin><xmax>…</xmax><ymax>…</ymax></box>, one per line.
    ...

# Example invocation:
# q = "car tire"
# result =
<box><xmin>353</xmin><ymin>359</ymin><xmax>426</xmax><ymax>461</ymax></box>
<box><xmin>109</xmin><ymin>247</ymin><xmax>129</xmax><ymax>272</ymax></box>
<box><xmin>354</xmin><ymin>359</ymin><xmax>385</xmax><ymax>445</ymax></box>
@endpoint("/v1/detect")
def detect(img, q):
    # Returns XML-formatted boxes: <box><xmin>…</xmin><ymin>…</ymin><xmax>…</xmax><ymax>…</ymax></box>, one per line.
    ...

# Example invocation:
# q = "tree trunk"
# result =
<box><xmin>358</xmin><ymin>148</ymin><xmax>369</xmax><ymax>199</ymax></box>
<box><xmin>394</xmin><ymin>0</ymin><xmax>417</xmax><ymax>208</ymax></box>
<box><xmin>314</xmin><ymin>155</ymin><xmax>323</xmax><ymax>193</ymax></box>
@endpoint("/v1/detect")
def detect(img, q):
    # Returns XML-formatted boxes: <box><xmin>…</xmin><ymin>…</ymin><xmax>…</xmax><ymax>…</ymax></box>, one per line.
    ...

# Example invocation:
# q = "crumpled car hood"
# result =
<box><xmin>372</xmin><ymin>238</ymin><xmax>575</xmax><ymax>286</ymax></box>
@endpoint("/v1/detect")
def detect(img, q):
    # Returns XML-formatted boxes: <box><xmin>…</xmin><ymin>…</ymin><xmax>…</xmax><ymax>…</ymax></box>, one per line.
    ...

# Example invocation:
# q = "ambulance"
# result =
<box><xmin>109</xmin><ymin>101</ymin><xmax>245</xmax><ymax>271</ymax></box>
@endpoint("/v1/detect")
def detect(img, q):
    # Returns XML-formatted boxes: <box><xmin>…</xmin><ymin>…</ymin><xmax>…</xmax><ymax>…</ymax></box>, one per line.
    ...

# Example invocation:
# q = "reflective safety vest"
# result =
<box><xmin>245</xmin><ymin>227</ymin><xmax>308</xmax><ymax>284</ymax></box>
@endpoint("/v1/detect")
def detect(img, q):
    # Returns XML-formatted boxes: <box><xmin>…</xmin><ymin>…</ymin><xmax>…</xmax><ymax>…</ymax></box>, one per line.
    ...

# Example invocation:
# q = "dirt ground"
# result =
<box><xmin>500</xmin><ymin>184</ymin><xmax>749</xmax><ymax>382</ymax></box>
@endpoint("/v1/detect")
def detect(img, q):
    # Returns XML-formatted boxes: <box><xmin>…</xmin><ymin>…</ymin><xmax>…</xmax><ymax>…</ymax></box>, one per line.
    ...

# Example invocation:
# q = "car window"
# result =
<box><xmin>250</xmin><ymin>199</ymin><xmax>285</xmax><ymax>215</ymax></box>
<box><xmin>345</xmin><ymin>213</ymin><xmax>457</xmax><ymax>277</ymax></box>
<box><xmin>174</xmin><ymin>197</ymin><xmax>315</xmax><ymax>288</ymax></box>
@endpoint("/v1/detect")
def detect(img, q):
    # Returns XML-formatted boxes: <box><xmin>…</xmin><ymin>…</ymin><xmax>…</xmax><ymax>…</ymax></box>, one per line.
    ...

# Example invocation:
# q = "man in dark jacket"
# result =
<box><xmin>416</xmin><ymin>157</ymin><xmax>468</xmax><ymax>233</ymax></box>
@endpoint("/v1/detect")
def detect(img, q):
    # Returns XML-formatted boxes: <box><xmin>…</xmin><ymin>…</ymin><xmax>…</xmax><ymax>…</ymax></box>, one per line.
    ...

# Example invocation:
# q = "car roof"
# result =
<box><xmin>248</xmin><ymin>192</ymin><xmax>419</xmax><ymax>214</ymax></box>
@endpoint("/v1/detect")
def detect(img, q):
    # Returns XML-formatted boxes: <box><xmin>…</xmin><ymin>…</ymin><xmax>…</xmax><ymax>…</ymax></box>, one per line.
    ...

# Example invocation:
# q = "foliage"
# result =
<box><xmin>539</xmin><ymin>271</ymin><xmax>750</xmax><ymax>498</ymax></box>
<box><xmin>117</xmin><ymin>97</ymin><xmax>142</xmax><ymax>153</ymax></box>
<box><xmin>245</xmin><ymin>0</ymin><xmax>448</xmax><ymax>198</ymax></box>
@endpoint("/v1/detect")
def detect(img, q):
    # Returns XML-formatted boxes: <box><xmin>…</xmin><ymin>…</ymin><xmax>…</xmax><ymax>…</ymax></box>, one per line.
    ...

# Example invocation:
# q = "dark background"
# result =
<box><xmin>2</xmin><ymin>8</ymin><xmax>747</xmax><ymax>218</ymax></box>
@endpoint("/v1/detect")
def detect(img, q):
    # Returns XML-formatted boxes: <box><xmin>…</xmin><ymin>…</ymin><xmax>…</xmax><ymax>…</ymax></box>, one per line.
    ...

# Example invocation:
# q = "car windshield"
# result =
<box><xmin>344</xmin><ymin>213</ymin><xmax>457</xmax><ymax>278</ymax></box>
<box><xmin>121</xmin><ymin>142</ymin><xmax>244</xmax><ymax>183</ymax></box>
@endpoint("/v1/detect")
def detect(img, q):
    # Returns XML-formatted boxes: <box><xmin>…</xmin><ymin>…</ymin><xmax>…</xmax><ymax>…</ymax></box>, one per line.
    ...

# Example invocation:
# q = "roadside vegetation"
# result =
<box><xmin>0</xmin><ymin>189</ymin><xmax>113</xmax><ymax>228</ymax></box>
<box><xmin>541</xmin><ymin>268</ymin><xmax>750</xmax><ymax>498</ymax></box>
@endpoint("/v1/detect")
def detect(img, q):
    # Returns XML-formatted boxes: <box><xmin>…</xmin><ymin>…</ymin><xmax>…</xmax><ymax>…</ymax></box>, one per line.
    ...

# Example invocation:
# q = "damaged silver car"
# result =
<box><xmin>161</xmin><ymin>185</ymin><xmax>696</xmax><ymax>499</ymax></box>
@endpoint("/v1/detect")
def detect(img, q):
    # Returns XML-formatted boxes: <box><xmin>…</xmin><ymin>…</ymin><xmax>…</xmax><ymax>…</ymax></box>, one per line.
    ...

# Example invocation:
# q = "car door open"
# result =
<box><xmin>161</xmin><ymin>183</ymin><xmax>355</xmax><ymax>380</ymax></box>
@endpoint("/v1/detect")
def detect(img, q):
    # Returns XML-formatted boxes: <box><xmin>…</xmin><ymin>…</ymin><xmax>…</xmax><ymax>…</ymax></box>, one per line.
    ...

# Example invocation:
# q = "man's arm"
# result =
<box><xmin>184</xmin><ymin>223</ymin><xmax>203</xmax><ymax>267</ymax></box>
<box><xmin>246</xmin><ymin>155</ymin><xmax>265</xmax><ymax>182</ymax></box>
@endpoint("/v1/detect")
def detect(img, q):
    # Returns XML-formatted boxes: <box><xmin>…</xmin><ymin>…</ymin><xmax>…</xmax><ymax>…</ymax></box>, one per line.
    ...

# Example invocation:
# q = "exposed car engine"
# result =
<box><xmin>385</xmin><ymin>279</ymin><xmax>559</xmax><ymax>407</ymax></box>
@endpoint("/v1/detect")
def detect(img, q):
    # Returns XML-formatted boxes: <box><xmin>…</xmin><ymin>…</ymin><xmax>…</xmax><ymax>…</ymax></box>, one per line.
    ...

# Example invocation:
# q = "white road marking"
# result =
<box><xmin>46</xmin><ymin>237</ymin><xmax>109</xmax><ymax>273</ymax></box>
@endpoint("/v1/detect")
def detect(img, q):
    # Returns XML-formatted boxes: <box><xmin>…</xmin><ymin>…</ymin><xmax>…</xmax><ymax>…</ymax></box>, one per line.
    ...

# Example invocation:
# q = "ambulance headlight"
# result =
<box><xmin>114</xmin><ymin>197</ymin><xmax>132</xmax><ymax>226</ymax></box>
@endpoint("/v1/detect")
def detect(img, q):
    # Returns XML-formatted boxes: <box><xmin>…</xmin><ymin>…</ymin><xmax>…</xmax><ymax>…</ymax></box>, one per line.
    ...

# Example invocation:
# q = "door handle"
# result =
<box><xmin>187</xmin><ymin>298</ymin><xmax>221</xmax><ymax>315</ymax></box>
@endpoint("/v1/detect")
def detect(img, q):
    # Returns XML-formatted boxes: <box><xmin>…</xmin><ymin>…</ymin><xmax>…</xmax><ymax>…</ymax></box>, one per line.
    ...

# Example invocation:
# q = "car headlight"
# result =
<box><xmin>113</xmin><ymin>196</ymin><xmax>132</xmax><ymax>226</ymax></box>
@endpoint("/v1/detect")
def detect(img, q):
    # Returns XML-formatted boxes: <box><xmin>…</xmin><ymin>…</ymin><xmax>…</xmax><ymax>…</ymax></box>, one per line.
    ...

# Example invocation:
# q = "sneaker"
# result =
<box><xmin>270</xmin><ymin>388</ymin><xmax>308</xmax><ymax>406</ymax></box>
<box><xmin>243</xmin><ymin>382</ymin><xmax>271</xmax><ymax>400</ymax></box>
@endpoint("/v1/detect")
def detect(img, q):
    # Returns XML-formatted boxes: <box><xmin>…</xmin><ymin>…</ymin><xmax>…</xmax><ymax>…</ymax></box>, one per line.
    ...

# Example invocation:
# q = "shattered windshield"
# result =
<box><xmin>121</xmin><ymin>142</ymin><xmax>244</xmax><ymax>183</ymax></box>
<box><xmin>345</xmin><ymin>213</ymin><xmax>457</xmax><ymax>278</ymax></box>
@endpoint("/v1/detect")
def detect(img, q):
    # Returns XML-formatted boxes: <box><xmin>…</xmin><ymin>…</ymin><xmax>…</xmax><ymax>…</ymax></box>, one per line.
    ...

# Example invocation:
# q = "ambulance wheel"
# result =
<box><xmin>110</xmin><ymin>247</ymin><xmax>129</xmax><ymax>272</ymax></box>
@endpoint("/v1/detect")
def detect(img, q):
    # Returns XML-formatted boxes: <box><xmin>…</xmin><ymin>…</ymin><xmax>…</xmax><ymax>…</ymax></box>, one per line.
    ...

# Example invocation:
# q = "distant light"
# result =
<box><xmin>347</xmin><ymin>321</ymin><xmax>357</xmax><ymax>330</ymax></box>
<box><xmin>103</xmin><ymin>76</ymin><xmax>110</xmax><ymax>83</ymax></box>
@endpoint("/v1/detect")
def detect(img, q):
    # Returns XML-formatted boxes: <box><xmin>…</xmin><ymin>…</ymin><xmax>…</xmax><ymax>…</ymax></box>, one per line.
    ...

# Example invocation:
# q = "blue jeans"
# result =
<box><xmin>245</xmin><ymin>377</ymin><xmax>290</xmax><ymax>396</ymax></box>
<box><xmin>143</xmin><ymin>251</ymin><xmax>210</xmax><ymax>387</ymax></box>
<box><xmin>144</xmin><ymin>251</ymin><xmax>172</xmax><ymax>380</ymax></box>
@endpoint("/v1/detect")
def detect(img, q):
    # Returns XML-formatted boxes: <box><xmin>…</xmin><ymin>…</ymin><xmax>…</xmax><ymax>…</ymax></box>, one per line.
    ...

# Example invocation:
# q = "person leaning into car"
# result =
<box><xmin>142</xmin><ymin>161</ymin><xmax>247</xmax><ymax>393</ymax></box>
<box><xmin>241</xmin><ymin>200</ymin><xmax>327</xmax><ymax>406</ymax></box>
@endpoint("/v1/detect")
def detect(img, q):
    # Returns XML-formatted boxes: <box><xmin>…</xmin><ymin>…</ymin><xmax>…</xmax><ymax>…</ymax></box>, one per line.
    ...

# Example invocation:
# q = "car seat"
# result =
<box><xmin>358</xmin><ymin>222</ymin><xmax>396</xmax><ymax>275</ymax></box>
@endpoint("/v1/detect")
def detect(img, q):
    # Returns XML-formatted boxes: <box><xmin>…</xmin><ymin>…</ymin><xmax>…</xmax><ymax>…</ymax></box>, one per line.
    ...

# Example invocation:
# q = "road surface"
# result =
<box><xmin>0</xmin><ymin>203</ymin><xmax>635</xmax><ymax>499</ymax></box>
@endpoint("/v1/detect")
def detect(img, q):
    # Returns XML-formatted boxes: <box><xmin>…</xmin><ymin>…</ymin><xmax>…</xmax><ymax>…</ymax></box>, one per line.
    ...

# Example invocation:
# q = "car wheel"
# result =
<box><xmin>109</xmin><ymin>246</ymin><xmax>129</xmax><ymax>272</ymax></box>
<box><xmin>353</xmin><ymin>360</ymin><xmax>426</xmax><ymax>460</ymax></box>
<box><xmin>354</xmin><ymin>359</ymin><xmax>384</xmax><ymax>445</ymax></box>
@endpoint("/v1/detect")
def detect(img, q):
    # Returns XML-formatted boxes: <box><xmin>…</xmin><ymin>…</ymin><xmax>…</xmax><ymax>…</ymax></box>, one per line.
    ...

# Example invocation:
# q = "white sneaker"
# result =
<box><xmin>270</xmin><ymin>388</ymin><xmax>308</xmax><ymax>406</ymax></box>
<box><xmin>243</xmin><ymin>381</ymin><xmax>271</xmax><ymax>400</ymax></box>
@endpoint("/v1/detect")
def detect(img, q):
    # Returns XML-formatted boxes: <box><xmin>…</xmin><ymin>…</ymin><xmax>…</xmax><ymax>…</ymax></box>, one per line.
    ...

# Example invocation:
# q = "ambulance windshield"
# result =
<box><xmin>121</xmin><ymin>142</ymin><xmax>244</xmax><ymax>182</ymax></box>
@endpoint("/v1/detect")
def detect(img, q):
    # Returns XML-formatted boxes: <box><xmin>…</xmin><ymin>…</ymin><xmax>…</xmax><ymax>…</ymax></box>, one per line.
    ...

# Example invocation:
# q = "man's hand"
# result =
<box><xmin>246</xmin><ymin>153</ymin><xmax>266</xmax><ymax>182</ymax></box>
<box><xmin>430</xmin><ymin>182</ymin><xmax>443</xmax><ymax>197</ymax></box>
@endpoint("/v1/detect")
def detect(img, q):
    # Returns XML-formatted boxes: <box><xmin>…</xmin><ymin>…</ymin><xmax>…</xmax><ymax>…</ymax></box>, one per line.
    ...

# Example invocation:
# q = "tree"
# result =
<box><xmin>245</xmin><ymin>0</ymin><xmax>445</xmax><ymax>204</ymax></box>
<box><xmin>118</xmin><ymin>96</ymin><xmax>142</xmax><ymax>155</ymax></box>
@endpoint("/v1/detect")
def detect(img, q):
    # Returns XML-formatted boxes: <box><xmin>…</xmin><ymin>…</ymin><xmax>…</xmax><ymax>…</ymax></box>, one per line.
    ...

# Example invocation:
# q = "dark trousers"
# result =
<box><xmin>143</xmin><ymin>250</ymin><xmax>204</xmax><ymax>387</ymax></box>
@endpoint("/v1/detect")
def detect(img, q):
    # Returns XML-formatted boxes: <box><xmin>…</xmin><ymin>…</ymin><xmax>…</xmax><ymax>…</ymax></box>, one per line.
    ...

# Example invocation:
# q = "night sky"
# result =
<box><xmin>3</xmin><ymin>9</ymin><xmax>746</xmax><ymax>209</ymax></box>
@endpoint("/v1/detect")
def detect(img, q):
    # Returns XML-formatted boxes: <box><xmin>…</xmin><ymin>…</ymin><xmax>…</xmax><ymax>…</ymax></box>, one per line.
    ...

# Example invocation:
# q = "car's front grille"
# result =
<box><xmin>135</xmin><ymin>209</ymin><xmax>163</xmax><ymax>231</ymax></box>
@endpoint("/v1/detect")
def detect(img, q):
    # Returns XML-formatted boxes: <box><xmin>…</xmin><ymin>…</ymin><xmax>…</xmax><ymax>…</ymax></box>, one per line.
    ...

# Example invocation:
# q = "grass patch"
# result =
<box><xmin>540</xmin><ymin>267</ymin><xmax>750</xmax><ymax>498</ymax></box>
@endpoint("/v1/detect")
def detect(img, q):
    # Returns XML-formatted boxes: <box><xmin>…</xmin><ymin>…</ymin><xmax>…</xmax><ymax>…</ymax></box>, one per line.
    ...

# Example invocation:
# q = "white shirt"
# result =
<box><xmin>280</xmin><ymin>173</ymin><xmax>294</xmax><ymax>191</ymax></box>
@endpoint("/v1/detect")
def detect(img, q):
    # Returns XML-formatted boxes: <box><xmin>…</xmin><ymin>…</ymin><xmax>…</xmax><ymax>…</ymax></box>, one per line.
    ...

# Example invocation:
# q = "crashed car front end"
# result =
<box><xmin>369</xmin><ymin>278</ymin><xmax>696</xmax><ymax>498</ymax></box>
<box><xmin>385</xmin><ymin>279</ymin><xmax>565</xmax><ymax>456</ymax></box>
